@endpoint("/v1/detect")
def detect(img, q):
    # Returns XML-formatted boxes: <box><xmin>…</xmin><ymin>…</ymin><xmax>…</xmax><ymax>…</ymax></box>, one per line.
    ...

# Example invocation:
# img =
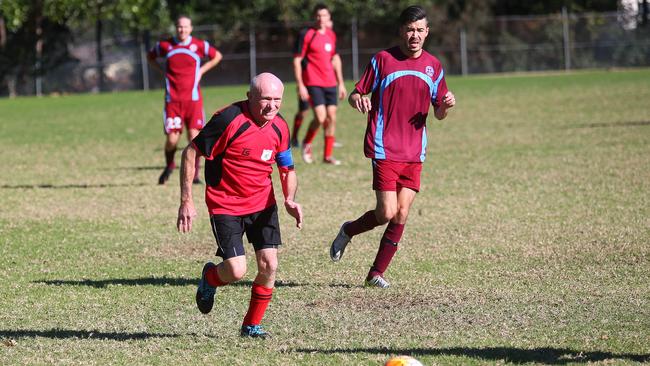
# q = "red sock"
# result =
<box><xmin>292</xmin><ymin>113</ymin><xmax>304</xmax><ymax>138</ymax></box>
<box><xmin>242</xmin><ymin>283</ymin><xmax>274</xmax><ymax>326</ymax></box>
<box><xmin>344</xmin><ymin>210</ymin><xmax>381</xmax><ymax>237</ymax></box>
<box><xmin>302</xmin><ymin>125</ymin><xmax>318</xmax><ymax>145</ymax></box>
<box><xmin>368</xmin><ymin>222</ymin><xmax>404</xmax><ymax>279</ymax></box>
<box><xmin>165</xmin><ymin>147</ymin><xmax>176</xmax><ymax>169</ymax></box>
<box><xmin>205</xmin><ymin>265</ymin><xmax>228</xmax><ymax>287</ymax></box>
<box><xmin>324</xmin><ymin>135</ymin><xmax>335</xmax><ymax>160</ymax></box>
<box><xmin>194</xmin><ymin>155</ymin><xmax>201</xmax><ymax>180</ymax></box>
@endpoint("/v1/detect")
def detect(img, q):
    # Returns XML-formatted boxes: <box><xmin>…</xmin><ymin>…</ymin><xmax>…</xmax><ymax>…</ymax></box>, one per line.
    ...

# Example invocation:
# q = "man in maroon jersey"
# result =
<box><xmin>148</xmin><ymin>15</ymin><xmax>222</xmax><ymax>185</ymax></box>
<box><xmin>176</xmin><ymin>72</ymin><xmax>303</xmax><ymax>339</ymax></box>
<box><xmin>329</xmin><ymin>5</ymin><xmax>456</xmax><ymax>288</ymax></box>
<box><xmin>293</xmin><ymin>3</ymin><xmax>346</xmax><ymax>165</ymax></box>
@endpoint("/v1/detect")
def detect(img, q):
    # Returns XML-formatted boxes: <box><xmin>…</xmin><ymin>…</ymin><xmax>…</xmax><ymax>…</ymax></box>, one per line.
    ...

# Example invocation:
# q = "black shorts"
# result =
<box><xmin>209</xmin><ymin>205</ymin><xmax>281</xmax><ymax>260</ymax></box>
<box><xmin>307</xmin><ymin>86</ymin><xmax>338</xmax><ymax>107</ymax></box>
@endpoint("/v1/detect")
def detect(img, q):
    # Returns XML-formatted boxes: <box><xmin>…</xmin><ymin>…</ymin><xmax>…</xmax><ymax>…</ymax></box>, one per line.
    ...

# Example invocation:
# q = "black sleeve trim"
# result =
<box><xmin>192</xmin><ymin>103</ymin><xmax>243</xmax><ymax>158</ymax></box>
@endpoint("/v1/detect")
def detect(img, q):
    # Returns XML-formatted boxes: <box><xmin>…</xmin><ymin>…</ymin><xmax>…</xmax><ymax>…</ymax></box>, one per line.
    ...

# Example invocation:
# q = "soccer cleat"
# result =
<box><xmin>365</xmin><ymin>275</ymin><xmax>390</xmax><ymax>289</ymax></box>
<box><xmin>158</xmin><ymin>166</ymin><xmax>174</xmax><ymax>185</ymax></box>
<box><xmin>323</xmin><ymin>157</ymin><xmax>341</xmax><ymax>165</ymax></box>
<box><xmin>330</xmin><ymin>222</ymin><xmax>351</xmax><ymax>262</ymax></box>
<box><xmin>195</xmin><ymin>262</ymin><xmax>217</xmax><ymax>314</ymax></box>
<box><xmin>301</xmin><ymin>143</ymin><xmax>313</xmax><ymax>164</ymax></box>
<box><xmin>240</xmin><ymin>325</ymin><xmax>271</xmax><ymax>339</ymax></box>
<box><xmin>192</xmin><ymin>177</ymin><xmax>203</xmax><ymax>185</ymax></box>
<box><xmin>290</xmin><ymin>138</ymin><xmax>300</xmax><ymax>148</ymax></box>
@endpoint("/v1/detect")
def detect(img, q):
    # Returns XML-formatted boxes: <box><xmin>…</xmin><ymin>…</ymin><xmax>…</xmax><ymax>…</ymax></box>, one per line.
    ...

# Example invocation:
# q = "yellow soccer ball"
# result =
<box><xmin>384</xmin><ymin>355</ymin><xmax>424</xmax><ymax>366</ymax></box>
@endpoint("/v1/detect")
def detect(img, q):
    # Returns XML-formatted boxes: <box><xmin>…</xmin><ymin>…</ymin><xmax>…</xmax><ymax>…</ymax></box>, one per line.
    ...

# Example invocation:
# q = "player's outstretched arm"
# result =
<box><xmin>279</xmin><ymin>168</ymin><xmax>303</xmax><ymax>229</ymax></box>
<box><xmin>434</xmin><ymin>91</ymin><xmax>456</xmax><ymax>120</ymax></box>
<box><xmin>177</xmin><ymin>144</ymin><xmax>197</xmax><ymax>233</ymax></box>
<box><xmin>348</xmin><ymin>89</ymin><xmax>371</xmax><ymax>114</ymax></box>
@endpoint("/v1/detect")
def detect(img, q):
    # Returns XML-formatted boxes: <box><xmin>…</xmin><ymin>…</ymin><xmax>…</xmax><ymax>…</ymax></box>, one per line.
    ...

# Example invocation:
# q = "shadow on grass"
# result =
<box><xmin>0</xmin><ymin>328</ymin><xmax>181</xmax><ymax>340</ymax></box>
<box><xmin>328</xmin><ymin>283</ymin><xmax>364</xmax><ymax>289</ymax></box>
<box><xmin>568</xmin><ymin>120</ymin><xmax>650</xmax><ymax>129</ymax></box>
<box><xmin>34</xmin><ymin>277</ymin><xmax>303</xmax><ymax>288</ymax></box>
<box><xmin>293</xmin><ymin>346</ymin><xmax>650</xmax><ymax>364</ymax></box>
<box><xmin>109</xmin><ymin>166</ymin><xmax>164</xmax><ymax>171</ymax></box>
<box><xmin>0</xmin><ymin>183</ymin><xmax>149</xmax><ymax>189</ymax></box>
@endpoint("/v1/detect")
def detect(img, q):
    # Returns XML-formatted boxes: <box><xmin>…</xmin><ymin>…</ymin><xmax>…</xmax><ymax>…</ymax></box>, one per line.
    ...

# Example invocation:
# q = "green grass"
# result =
<box><xmin>1</xmin><ymin>69</ymin><xmax>649</xmax><ymax>365</ymax></box>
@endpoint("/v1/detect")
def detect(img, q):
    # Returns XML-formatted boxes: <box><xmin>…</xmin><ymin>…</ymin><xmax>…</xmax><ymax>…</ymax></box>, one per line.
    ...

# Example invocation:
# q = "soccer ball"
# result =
<box><xmin>384</xmin><ymin>355</ymin><xmax>423</xmax><ymax>366</ymax></box>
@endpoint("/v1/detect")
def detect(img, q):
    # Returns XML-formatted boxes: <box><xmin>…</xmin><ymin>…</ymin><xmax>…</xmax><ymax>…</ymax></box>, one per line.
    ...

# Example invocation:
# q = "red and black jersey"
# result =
<box><xmin>294</xmin><ymin>28</ymin><xmax>338</xmax><ymax>87</ymax></box>
<box><xmin>192</xmin><ymin>100</ymin><xmax>292</xmax><ymax>216</ymax></box>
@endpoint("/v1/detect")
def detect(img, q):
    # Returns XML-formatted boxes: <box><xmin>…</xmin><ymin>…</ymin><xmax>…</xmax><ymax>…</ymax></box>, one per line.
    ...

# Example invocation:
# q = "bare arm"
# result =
<box><xmin>200</xmin><ymin>49</ymin><xmax>223</xmax><ymax>78</ymax></box>
<box><xmin>279</xmin><ymin>169</ymin><xmax>303</xmax><ymax>229</ymax></box>
<box><xmin>332</xmin><ymin>54</ymin><xmax>347</xmax><ymax>100</ymax></box>
<box><xmin>293</xmin><ymin>57</ymin><xmax>309</xmax><ymax>101</ymax></box>
<box><xmin>434</xmin><ymin>91</ymin><xmax>456</xmax><ymax>120</ymax></box>
<box><xmin>177</xmin><ymin>144</ymin><xmax>197</xmax><ymax>233</ymax></box>
<box><xmin>348</xmin><ymin>88</ymin><xmax>372</xmax><ymax>114</ymax></box>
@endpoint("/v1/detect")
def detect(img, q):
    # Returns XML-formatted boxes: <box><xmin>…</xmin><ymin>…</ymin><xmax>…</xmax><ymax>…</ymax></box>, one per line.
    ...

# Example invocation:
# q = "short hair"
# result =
<box><xmin>313</xmin><ymin>3</ymin><xmax>329</xmax><ymax>15</ymax></box>
<box><xmin>399</xmin><ymin>5</ymin><xmax>427</xmax><ymax>26</ymax></box>
<box><xmin>176</xmin><ymin>15</ymin><xmax>191</xmax><ymax>25</ymax></box>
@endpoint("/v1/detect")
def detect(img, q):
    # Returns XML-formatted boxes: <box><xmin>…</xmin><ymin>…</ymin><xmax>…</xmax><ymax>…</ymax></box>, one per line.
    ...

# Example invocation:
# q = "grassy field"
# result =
<box><xmin>0</xmin><ymin>69</ymin><xmax>649</xmax><ymax>365</ymax></box>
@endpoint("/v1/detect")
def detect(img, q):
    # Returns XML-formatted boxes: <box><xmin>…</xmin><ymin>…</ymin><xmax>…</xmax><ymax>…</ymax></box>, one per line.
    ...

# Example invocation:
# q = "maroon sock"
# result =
<box><xmin>367</xmin><ymin>222</ymin><xmax>404</xmax><ymax>279</ymax></box>
<box><xmin>293</xmin><ymin>114</ymin><xmax>304</xmax><ymax>138</ymax></box>
<box><xmin>344</xmin><ymin>210</ymin><xmax>381</xmax><ymax>237</ymax></box>
<box><xmin>302</xmin><ymin>125</ymin><xmax>318</xmax><ymax>145</ymax></box>
<box><xmin>165</xmin><ymin>147</ymin><xmax>177</xmax><ymax>169</ymax></box>
<box><xmin>205</xmin><ymin>265</ymin><xmax>228</xmax><ymax>287</ymax></box>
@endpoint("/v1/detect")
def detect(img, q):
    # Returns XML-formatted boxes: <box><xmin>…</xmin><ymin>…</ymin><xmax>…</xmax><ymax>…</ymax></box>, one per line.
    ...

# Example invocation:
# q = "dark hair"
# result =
<box><xmin>313</xmin><ymin>3</ymin><xmax>329</xmax><ymax>15</ymax></box>
<box><xmin>399</xmin><ymin>5</ymin><xmax>427</xmax><ymax>26</ymax></box>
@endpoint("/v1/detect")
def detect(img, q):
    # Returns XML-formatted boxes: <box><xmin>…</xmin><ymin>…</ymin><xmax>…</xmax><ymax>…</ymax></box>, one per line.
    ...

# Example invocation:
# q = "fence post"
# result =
<box><xmin>562</xmin><ymin>6</ymin><xmax>571</xmax><ymax>71</ymax></box>
<box><xmin>140</xmin><ymin>31</ymin><xmax>149</xmax><ymax>91</ymax></box>
<box><xmin>460</xmin><ymin>28</ymin><xmax>468</xmax><ymax>76</ymax></box>
<box><xmin>249</xmin><ymin>24</ymin><xmax>257</xmax><ymax>80</ymax></box>
<box><xmin>351</xmin><ymin>16</ymin><xmax>359</xmax><ymax>81</ymax></box>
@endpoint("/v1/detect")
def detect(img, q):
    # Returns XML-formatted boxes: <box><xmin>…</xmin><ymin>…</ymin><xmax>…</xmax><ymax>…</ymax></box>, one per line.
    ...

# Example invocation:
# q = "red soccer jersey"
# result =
<box><xmin>355</xmin><ymin>46</ymin><xmax>449</xmax><ymax>163</ymax></box>
<box><xmin>148</xmin><ymin>36</ymin><xmax>217</xmax><ymax>102</ymax></box>
<box><xmin>294</xmin><ymin>28</ymin><xmax>338</xmax><ymax>87</ymax></box>
<box><xmin>191</xmin><ymin>101</ymin><xmax>293</xmax><ymax>216</ymax></box>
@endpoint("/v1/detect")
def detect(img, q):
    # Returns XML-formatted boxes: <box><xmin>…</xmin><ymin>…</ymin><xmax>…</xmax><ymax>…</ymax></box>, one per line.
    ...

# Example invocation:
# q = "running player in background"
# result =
<box><xmin>177</xmin><ymin>73</ymin><xmax>303</xmax><ymax>339</ymax></box>
<box><xmin>148</xmin><ymin>15</ymin><xmax>222</xmax><ymax>184</ymax></box>
<box><xmin>293</xmin><ymin>4</ymin><xmax>346</xmax><ymax>164</ymax></box>
<box><xmin>329</xmin><ymin>5</ymin><xmax>456</xmax><ymax>288</ymax></box>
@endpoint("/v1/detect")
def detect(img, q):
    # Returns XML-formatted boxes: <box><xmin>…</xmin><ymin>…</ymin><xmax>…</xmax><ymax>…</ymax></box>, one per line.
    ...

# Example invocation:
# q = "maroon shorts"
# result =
<box><xmin>372</xmin><ymin>159</ymin><xmax>422</xmax><ymax>192</ymax></box>
<box><xmin>163</xmin><ymin>100</ymin><xmax>205</xmax><ymax>134</ymax></box>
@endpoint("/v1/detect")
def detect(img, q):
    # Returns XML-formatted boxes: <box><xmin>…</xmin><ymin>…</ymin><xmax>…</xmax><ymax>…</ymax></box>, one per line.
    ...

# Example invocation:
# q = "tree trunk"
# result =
<box><xmin>96</xmin><ymin>4</ymin><xmax>104</xmax><ymax>92</ymax></box>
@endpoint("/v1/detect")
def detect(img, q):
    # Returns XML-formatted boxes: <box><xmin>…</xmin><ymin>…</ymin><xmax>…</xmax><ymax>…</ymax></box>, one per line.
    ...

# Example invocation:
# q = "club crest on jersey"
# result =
<box><xmin>190</xmin><ymin>44</ymin><xmax>197</xmax><ymax>52</ymax></box>
<box><xmin>324</xmin><ymin>43</ymin><xmax>332</xmax><ymax>52</ymax></box>
<box><xmin>425</xmin><ymin>66</ymin><xmax>434</xmax><ymax>77</ymax></box>
<box><xmin>261</xmin><ymin>149</ymin><xmax>273</xmax><ymax>161</ymax></box>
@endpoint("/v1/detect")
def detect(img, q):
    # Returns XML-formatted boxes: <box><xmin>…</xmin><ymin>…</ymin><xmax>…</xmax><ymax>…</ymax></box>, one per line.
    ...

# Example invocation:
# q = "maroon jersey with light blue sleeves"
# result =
<box><xmin>355</xmin><ymin>46</ymin><xmax>448</xmax><ymax>162</ymax></box>
<box><xmin>149</xmin><ymin>36</ymin><xmax>218</xmax><ymax>102</ymax></box>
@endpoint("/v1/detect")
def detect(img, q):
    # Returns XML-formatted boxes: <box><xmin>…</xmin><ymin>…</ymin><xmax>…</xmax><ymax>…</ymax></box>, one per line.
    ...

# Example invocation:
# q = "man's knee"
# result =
<box><xmin>222</xmin><ymin>259</ymin><xmax>247</xmax><ymax>281</ymax></box>
<box><xmin>257</xmin><ymin>256</ymin><xmax>278</xmax><ymax>278</ymax></box>
<box><xmin>375</xmin><ymin>207</ymin><xmax>395</xmax><ymax>225</ymax></box>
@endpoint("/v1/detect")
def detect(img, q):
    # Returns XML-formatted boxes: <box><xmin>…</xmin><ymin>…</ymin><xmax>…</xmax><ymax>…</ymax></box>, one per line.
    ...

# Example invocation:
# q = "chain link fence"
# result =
<box><xmin>6</xmin><ymin>10</ymin><xmax>650</xmax><ymax>96</ymax></box>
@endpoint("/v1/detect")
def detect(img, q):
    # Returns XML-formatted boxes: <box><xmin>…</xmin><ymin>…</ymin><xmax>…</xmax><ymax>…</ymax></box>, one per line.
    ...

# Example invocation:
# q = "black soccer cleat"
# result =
<box><xmin>158</xmin><ymin>166</ymin><xmax>174</xmax><ymax>185</ymax></box>
<box><xmin>195</xmin><ymin>262</ymin><xmax>217</xmax><ymax>314</ymax></box>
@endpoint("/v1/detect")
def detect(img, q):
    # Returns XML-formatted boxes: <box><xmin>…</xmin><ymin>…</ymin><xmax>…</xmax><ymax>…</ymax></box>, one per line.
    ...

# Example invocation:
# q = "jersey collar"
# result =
<box><xmin>173</xmin><ymin>36</ymin><xmax>193</xmax><ymax>46</ymax></box>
